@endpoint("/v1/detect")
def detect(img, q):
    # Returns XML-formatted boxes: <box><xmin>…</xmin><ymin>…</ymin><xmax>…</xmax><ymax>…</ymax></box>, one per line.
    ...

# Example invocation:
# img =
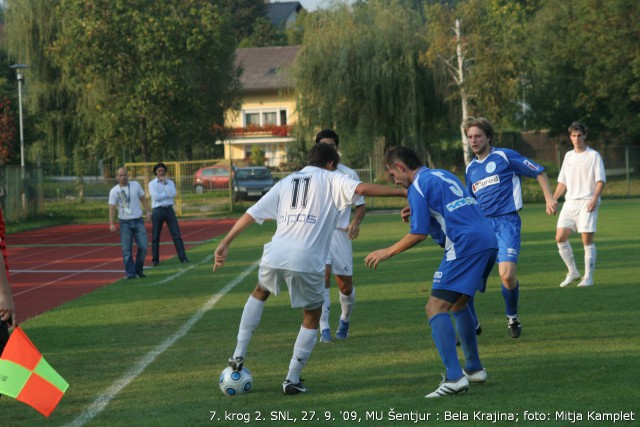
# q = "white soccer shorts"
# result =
<box><xmin>326</xmin><ymin>229</ymin><xmax>353</xmax><ymax>276</ymax></box>
<box><xmin>259</xmin><ymin>266</ymin><xmax>324</xmax><ymax>310</ymax></box>
<box><xmin>557</xmin><ymin>199</ymin><xmax>599</xmax><ymax>233</ymax></box>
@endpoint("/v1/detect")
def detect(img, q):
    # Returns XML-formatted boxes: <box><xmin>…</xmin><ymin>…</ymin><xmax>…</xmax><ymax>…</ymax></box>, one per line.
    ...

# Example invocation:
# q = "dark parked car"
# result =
<box><xmin>193</xmin><ymin>165</ymin><xmax>232</xmax><ymax>193</ymax></box>
<box><xmin>233</xmin><ymin>167</ymin><xmax>277</xmax><ymax>202</ymax></box>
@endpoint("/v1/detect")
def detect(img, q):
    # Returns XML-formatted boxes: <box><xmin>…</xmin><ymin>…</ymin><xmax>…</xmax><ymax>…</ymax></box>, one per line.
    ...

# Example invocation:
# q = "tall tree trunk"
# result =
<box><xmin>139</xmin><ymin>115</ymin><xmax>149</xmax><ymax>164</ymax></box>
<box><xmin>455</xmin><ymin>19</ymin><xmax>472</xmax><ymax>166</ymax></box>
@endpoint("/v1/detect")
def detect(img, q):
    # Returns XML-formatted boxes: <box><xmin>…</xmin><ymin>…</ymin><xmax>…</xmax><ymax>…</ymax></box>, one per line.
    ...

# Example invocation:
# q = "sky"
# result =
<box><xmin>274</xmin><ymin>0</ymin><xmax>357</xmax><ymax>12</ymax></box>
<box><xmin>296</xmin><ymin>0</ymin><xmax>330</xmax><ymax>11</ymax></box>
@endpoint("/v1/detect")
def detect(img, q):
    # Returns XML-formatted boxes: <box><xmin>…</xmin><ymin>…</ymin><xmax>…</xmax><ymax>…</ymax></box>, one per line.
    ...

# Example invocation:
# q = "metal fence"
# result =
<box><xmin>125</xmin><ymin>159</ymin><xmax>233</xmax><ymax>217</ymax></box>
<box><xmin>1</xmin><ymin>165</ymin><xmax>44</xmax><ymax>223</ymax></box>
<box><xmin>7</xmin><ymin>141</ymin><xmax>639</xmax><ymax>223</ymax></box>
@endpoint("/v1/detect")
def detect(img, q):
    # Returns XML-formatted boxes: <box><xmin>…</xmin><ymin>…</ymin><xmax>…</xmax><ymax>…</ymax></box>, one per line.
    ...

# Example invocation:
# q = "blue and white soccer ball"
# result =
<box><xmin>219</xmin><ymin>366</ymin><xmax>253</xmax><ymax>396</ymax></box>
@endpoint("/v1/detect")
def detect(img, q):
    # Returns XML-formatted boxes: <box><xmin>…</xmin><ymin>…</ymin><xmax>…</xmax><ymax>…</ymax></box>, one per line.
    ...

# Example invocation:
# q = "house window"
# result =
<box><xmin>243</xmin><ymin>109</ymin><xmax>287</xmax><ymax>127</ymax></box>
<box><xmin>263</xmin><ymin>111</ymin><xmax>277</xmax><ymax>125</ymax></box>
<box><xmin>245</xmin><ymin>112</ymin><xmax>260</xmax><ymax>126</ymax></box>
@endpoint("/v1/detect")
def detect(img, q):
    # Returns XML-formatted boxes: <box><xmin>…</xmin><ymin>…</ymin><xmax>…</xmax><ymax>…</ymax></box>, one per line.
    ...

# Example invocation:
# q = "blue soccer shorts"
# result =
<box><xmin>488</xmin><ymin>213</ymin><xmax>521</xmax><ymax>264</ymax></box>
<box><xmin>431</xmin><ymin>248</ymin><xmax>498</xmax><ymax>297</ymax></box>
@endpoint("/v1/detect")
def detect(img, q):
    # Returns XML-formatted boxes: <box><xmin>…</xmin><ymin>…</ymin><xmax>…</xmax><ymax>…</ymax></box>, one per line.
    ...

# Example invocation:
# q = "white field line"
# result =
<box><xmin>12</xmin><ymin>258</ymin><xmax>127</xmax><ymax>297</ymax></box>
<box><xmin>64</xmin><ymin>257</ymin><xmax>259</xmax><ymax>427</ymax></box>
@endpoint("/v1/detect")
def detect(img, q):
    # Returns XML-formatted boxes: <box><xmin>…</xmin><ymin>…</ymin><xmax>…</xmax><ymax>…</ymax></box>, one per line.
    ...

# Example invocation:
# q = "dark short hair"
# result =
<box><xmin>308</xmin><ymin>142</ymin><xmax>340</xmax><ymax>167</ymax></box>
<box><xmin>153</xmin><ymin>162</ymin><xmax>167</xmax><ymax>174</ymax></box>
<box><xmin>464</xmin><ymin>117</ymin><xmax>494</xmax><ymax>143</ymax></box>
<box><xmin>568</xmin><ymin>121</ymin><xmax>587</xmax><ymax>134</ymax></box>
<box><xmin>315</xmin><ymin>129</ymin><xmax>339</xmax><ymax>146</ymax></box>
<box><xmin>384</xmin><ymin>146</ymin><xmax>423</xmax><ymax>170</ymax></box>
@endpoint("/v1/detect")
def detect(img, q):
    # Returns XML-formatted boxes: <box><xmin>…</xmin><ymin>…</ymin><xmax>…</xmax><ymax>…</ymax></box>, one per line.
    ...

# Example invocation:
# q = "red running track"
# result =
<box><xmin>6</xmin><ymin>219</ymin><xmax>235</xmax><ymax>322</ymax></box>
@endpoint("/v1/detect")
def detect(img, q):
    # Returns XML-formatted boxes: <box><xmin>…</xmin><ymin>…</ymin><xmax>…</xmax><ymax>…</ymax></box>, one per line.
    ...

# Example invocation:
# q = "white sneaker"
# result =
<box><xmin>463</xmin><ymin>368</ymin><xmax>487</xmax><ymax>383</ymax></box>
<box><xmin>559</xmin><ymin>272</ymin><xmax>580</xmax><ymax>287</ymax></box>
<box><xmin>577</xmin><ymin>278</ymin><xmax>594</xmax><ymax>287</ymax></box>
<box><xmin>425</xmin><ymin>374</ymin><xmax>469</xmax><ymax>398</ymax></box>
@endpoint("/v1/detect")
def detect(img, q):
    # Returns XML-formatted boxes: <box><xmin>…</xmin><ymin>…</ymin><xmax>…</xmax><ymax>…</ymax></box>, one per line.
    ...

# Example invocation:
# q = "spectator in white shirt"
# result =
<box><xmin>148</xmin><ymin>163</ymin><xmax>188</xmax><ymax>266</ymax></box>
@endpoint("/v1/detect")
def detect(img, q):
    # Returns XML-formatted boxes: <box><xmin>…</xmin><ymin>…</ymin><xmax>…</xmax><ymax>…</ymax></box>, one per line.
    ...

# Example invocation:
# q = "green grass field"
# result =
<box><xmin>2</xmin><ymin>199</ymin><xmax>639</xmax><ymax>426</ymax></box>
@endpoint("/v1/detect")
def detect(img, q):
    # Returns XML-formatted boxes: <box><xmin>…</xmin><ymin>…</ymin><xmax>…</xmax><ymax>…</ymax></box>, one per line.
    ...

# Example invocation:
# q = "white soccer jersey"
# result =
<box><xmin>335</xmin><ymin>163</ymin><xmax>365</xmax><ymax>229</ymax></box>
<box><xmin>558</xmin><ymin>147</ymin><xmax>606</xmax><ymax>201</ymax></box>
<box><xmin>246</xmin><ymin>166</ymin><xmax>361</xmax><ymax>274</ymax></box>
<box><xmin>108</xmin><ymin>180</ymin><xmax>146</xmax><ymax>220</ymax></box>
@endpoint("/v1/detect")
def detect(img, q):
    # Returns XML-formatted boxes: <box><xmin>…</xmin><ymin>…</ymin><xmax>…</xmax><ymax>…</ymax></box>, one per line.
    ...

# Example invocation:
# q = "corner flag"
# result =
<box><xmin>0</xmin><ymin>326</ymin><xmax>69</xmax><ymax>416</ymax></box>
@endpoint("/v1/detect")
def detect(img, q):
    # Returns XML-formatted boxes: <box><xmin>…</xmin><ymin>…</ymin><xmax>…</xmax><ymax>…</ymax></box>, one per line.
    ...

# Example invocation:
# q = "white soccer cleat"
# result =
<box><xmin>463</xmin><ymin>368</ymin><xmax>487</xmax><ymax>383</ymax></box>
<box><xmin>425</xmin><ymin>374</ymin><xmax>469</xmax><ymax>398</ymax></box>
<box><xmin>577</xmin><ymin>278</ymin><xmax>594</xmax><ymax>287</ymax></box>
<box><xmin>559</xmin><ymin>272</ymin><xmax>580</xmax><ymax>287</ymax></box>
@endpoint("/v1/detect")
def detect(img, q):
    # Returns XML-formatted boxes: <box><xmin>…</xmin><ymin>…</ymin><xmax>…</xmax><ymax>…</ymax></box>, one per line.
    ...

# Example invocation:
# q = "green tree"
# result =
<box><xmin>214</xmin><ymin>0</ymin><xmax>267</xmax><ymax>45</ymax></box>
<box><xmin>425</xmin><ymin>0</ymin><xmax>537</xmax><ymax>141</ymax></box>
<box><xmin>239</xmin><ymin>17</ymin><xmax>287</xmax><ymax>48</ymax></box>
<box><xmin>527</xmin><ymin>0</ymin><xmax>640</xmax><ymax>141</ymax></box>
<box><xmin>250</xmin><ymin>144</ymin><xmax>265</xmax><ymax>166</ymax></box>
<box><xmin>0</xmin><ymin>95</ymin><xmax>16</xmax><ymax>164</ymax></box>
<box><xmin>52</xmin><ymin>0</ymin><xmax>240</xmax><ymax>163</ymax></box>
<box><xmin>5</xmin><ymin>0</ymin><xmax>78</xmax><ymax>173</ymax></box>
<box><xmin>294</xmin><ymin>0</ymin><xmax>443</xmax><ymax>167</ymax></box>
<box><xmin>0</xmin><ymin>48</ymin><xmax>18</xmax><ymax>165</ymax></box>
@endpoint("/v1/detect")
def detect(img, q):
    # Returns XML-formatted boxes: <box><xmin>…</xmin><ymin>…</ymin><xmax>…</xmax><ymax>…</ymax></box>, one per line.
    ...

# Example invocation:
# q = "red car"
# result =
<box><xmin>193</xmin><ymin>165</ymin><xmax>232</xmax><ymax>193</ymax></box>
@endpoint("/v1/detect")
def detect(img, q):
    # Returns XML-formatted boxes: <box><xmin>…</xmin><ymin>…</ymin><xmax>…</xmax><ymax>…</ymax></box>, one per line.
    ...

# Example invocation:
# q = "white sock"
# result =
<box><xmin>319</xmin><ymin>288</ymin><xmax>330</xmax><ymax>331</ymax></box>
<box><xmin>557</xmin><ymin>241</ymin><xmax>579</xmax><ymax>276</ymax></box>
<box><xmin>584</xmin><ymin>243</ymin><xmax>596</xmax><ymax>280</ymax></box>
<box><xmin>339</xmin><ymin>287</ymin><xmax>355</xmax><ymax>322</ymax></box>
<box><xmin>233</xmin><ymin>296</ymin><xmax>264</xmax><ymax>360</ymax></box>
<box><xmin>286</xmin><ymin>326</ymin><xmax>317</xmax><ymax>384</ymax></box>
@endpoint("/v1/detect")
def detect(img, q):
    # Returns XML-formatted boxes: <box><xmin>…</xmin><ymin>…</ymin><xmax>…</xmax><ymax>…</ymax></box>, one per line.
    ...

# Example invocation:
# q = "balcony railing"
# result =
<box><xmin>227</xmin><ymin>124</ymin><xmax>292</xmax><ymax>137</ymax></box>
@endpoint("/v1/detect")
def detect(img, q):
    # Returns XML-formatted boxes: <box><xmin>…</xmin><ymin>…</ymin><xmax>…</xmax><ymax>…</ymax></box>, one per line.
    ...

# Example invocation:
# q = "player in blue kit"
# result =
<box><xmin>464</xmin><ymin>117</ymin><xmax>557</xmax><ymax>339</ymax></box>
<box><xmin>365</xmin><ymin>146</ymin><xmax>498</xmax><ymax>398</ymax></box>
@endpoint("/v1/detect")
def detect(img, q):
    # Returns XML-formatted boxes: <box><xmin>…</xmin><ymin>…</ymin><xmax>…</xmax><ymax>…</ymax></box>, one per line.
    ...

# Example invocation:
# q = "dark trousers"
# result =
<box><xmin>152</xmin><ymin>206</ymin><xmax>186</xmax><ymax>263</ymax></box>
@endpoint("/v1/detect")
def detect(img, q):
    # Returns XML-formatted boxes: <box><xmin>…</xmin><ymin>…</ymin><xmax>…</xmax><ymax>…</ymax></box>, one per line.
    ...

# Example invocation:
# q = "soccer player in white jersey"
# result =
<box><xmin>464</xmin><ymin>117</ymin><xmax>557</xmax><ymax>339</ymax></box>
<box><xmin>365</xmin><ymin>146</ymin><xmax>498</xmax><ymax>398</ymax></box>
<box><xmin>315</xmin><ymin>129</ymin><xmax>365</xmax><ymax>342</ymax></box>
<box><xmin>553</xmin><ymin>121</ymin><xmax>606</xmax><ymax>288</ymax></box>
<box><xmin>213</xmin><ymin>143</ymin><xmax>406</xmax><ymax>395</ymax></box>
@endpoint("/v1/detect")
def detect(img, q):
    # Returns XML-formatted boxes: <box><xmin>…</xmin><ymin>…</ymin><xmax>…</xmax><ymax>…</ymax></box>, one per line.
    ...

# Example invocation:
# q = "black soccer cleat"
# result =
<box><xmin>228</xmin><ymin>356</ymin><xmax>244</xmax><ymax>372</ymax></box>
<box><xmin>508</xmin><ymin>319</ymin><xmax>521</xmax><ymax>339</ymax></box>
<box><xmin>282</xmin><ymin>379</ymin><xmax>307</xmax><ymax>395</ymax></box>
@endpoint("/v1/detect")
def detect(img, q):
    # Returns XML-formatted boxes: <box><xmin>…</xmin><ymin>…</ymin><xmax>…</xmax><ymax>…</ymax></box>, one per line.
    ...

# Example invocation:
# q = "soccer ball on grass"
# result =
<box><xmin>219</xmin><ymin>366</ymin><xmax>253</xmax><ymax>396</ymax></box>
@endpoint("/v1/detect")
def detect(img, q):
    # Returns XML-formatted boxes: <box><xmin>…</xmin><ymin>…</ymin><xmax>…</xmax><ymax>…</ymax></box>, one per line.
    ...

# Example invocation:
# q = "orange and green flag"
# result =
<box><xmin>0</xmin><ymin>326</ymin><xmax>69</xmax><ymax>417</ymax></box>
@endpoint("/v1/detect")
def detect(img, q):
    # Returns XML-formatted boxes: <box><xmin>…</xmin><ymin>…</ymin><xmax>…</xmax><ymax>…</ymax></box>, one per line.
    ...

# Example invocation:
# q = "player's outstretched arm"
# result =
<box><xmin>400</xmin><ymin>205</ymin><xmax>411</xmax><ymax>223</ymax></box>
<box><xmin>213</xmin><ymin>213</ymin><xmax>256</xmax><ymax>272</ymax></box>
<box><xmin>347</xmin><ymin>204</ymin><xmax>366</xmax><ymax>240</ymax></box>
<box><xmin>364</xmin><ymin>233</ymin><xmax>426</xmax><ymax>269</ymax></box>
<box><xmin>536</xmin><ymin>172</ymin><xmax>558</xmax><ymax>215</ymax></box>
<box><xmin>355</xmin><ymin>183</ymin><xmax>407</xmax><ymax>198</ymax></box>
<box><xmin>552</xmin><ymin>182</ymin><xmax>567</xmax><ymax>203</ymax></box>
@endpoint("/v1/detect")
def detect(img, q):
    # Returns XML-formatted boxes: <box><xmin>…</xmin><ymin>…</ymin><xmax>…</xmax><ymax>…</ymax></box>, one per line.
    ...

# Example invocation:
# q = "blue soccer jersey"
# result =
<box><xmin>465</xmin><ymin>147</ymin><xmax>544</xmax><ymax>217</ymax></box>
<box><xmin>409</xmin><ymin>167</ymin><xmax>498</xmax><ymax>261</ymax></box>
